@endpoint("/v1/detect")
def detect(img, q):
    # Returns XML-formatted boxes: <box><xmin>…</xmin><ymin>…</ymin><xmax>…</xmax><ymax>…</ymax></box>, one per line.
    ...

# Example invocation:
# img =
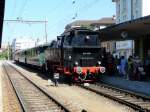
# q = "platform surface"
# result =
<box><xmin>101</xmin><ymin>75</ymin><xmax>150</xmax><ymax>96</ymax></box>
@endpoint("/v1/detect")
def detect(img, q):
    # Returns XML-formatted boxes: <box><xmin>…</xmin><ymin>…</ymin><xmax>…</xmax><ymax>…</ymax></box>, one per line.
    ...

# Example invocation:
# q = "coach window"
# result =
<box><xmin>31</xmin><ymin>49</ymin><xmax>33</xmax><ymax>56</ymax></box>
<box><xmin>27</xmin><ymin>50</ymin><xmax>29</xmax><ymax>57</ymax></box>
<box><xmin>35</xmin><ymin>49</ymin><xmax>38</xmax><ymax>55</ymax></box>
<box><xmin>23</xmin><ymin>51</ymin><xmax>26</xmax><ymax>56</ymax></box>
<box><xmin>24</xmin><ymin>51</ymin><xmax>26</xmax><ymax>56</ymax></box>
<box><xmin>29</xmin><ymin>49</ymin><xmax>32</xmax><ymax>56</ymax></box>
<box><xmin>31</xmin><ymin>49</ymin><xmax>33</xmax><ymax>57</ymax></box>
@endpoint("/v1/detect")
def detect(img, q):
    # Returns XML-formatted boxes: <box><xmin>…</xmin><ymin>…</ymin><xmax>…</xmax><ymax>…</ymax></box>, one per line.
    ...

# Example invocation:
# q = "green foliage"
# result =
<box><xmin>0</xmin><ymin>44</ymin><xmax>12</xmax><ymax>60</ymax></box>
<box><xmin>0</xmin><ymin>50</ymin><xmax>8</xmax><ymax>60</ymax></box>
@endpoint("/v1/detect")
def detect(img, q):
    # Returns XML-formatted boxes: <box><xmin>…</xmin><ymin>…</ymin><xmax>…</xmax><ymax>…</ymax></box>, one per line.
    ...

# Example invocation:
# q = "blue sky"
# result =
<box><xmin>2</xmin><ymin>0</ymin><xmax>115</xmax><ymax>44</ymax></box>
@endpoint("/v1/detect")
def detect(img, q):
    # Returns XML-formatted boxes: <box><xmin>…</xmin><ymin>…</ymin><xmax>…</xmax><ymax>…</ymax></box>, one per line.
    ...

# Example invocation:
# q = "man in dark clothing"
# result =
<box><xmin>127</xmin><ymin>56</ymin><xmax>133</xmax><ymax>80</ymax></box>
<box><xmin>106</xmin><ymin>53</ymin><xmax>115</xmax><ymax>76</ymax></box>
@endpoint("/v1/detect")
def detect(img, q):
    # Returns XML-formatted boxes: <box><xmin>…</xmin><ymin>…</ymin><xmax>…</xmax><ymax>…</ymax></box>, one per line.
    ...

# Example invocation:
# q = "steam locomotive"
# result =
<box><xmin>14</xmin><ymin>27</ymin><xmax>106</xmax><ymax>83</ymax></box>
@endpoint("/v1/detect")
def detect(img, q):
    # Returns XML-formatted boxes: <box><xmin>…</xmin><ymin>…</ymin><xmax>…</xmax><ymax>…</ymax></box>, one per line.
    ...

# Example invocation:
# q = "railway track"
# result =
<box><xmin>79</xmin><ymin>83</ymin><xmax>150</xmax><ymax>112</ymax></box>
<box><xmin>8</xmin><ymin>61</ymin><xmax>135</xmax><ymax>112</ymax></box>
<box><xmin>2</xmin><ymin>61</ymin><xmax>70</xmax><ymax>112</ymax></box>
<box><xmin>2</xmin><ymin>65</ymin><xmax>22</xmax><ymax>112</ymax></box>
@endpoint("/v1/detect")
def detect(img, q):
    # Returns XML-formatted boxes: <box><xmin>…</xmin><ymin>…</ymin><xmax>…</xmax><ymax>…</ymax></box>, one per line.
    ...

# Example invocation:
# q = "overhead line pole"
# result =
<box><xmin>4</xmin><ymin>19</ymin><xmax>48</xmax><ymax>43</ymax></box>
<box><xmin>45</xmin><ymin>18</ymin><xmax>47</xmax><ymax>43</ymax></box>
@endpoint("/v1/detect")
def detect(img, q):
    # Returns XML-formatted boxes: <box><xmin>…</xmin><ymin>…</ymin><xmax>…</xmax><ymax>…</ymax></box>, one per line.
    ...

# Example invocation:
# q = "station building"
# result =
<box><xmin>99</xmin><ymin>15</ymin><xmax>150</xmax><ymax>61</ymax></box>
<box><xmin>109</xmin><ymin>0</ymin><xmax>150</xmax><ymax>58</ymax></box>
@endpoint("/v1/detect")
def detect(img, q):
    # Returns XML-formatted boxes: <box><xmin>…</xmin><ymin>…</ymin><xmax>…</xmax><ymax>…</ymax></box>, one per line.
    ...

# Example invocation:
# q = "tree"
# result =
<box><xmin>0</xmin><ymin>43</ymin><xmax>12</xmax><ymax>60</ymax></box>
<box><xmin>0</xmin><ymin>50</ymin><xmax>8</xmax><ymax>60</ymax></box>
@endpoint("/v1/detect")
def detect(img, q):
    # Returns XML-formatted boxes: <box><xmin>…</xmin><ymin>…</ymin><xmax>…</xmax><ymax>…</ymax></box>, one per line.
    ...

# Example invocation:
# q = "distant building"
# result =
<box><xmin>112</xmin><ymin>0</ymin><xmax>150</xmax><ymax>58</ymax></box>
<box><xmin>11</xmin><ymin>38</ymin><xmax>36</xmax><ymax>52</ymax></box>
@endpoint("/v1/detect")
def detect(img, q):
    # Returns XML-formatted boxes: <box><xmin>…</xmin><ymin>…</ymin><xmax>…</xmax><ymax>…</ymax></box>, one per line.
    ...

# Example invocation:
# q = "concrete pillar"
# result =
<box><xmin>139</xmin><ymin>38</ymin><xmax>144</xmax><ymax>61</ymax></box>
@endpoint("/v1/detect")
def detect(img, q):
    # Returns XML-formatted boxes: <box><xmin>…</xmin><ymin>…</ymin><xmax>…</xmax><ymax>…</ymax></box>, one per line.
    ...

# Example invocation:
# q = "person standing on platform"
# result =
<box><xmin>107</xmin><ymin>53</ymin><xmax>115</xmax><ymax>76</ymax></box>
<box><xmin>120</xmin><ymin>56</ymin><xmax>127</xmax><ymax>78</ymax></box>
<box><xmin>114</xmin><ymin>55</ymin><xmax>120</xmax><ymax>75</ymax></box>
<box><xmin>133</xmin><ymin>56</ymin><xmax>143</xmax><ymax>80</ymax></box>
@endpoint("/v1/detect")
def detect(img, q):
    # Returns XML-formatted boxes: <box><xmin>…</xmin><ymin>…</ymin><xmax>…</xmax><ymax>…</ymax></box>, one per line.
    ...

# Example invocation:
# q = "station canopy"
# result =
<box><xmin>99</xmin><ymin>15</ymin><xmax>150</xmax><ymax>41</ymax></box>
<box><xmin>0</xmin><ymin>0</ymin><xmax>5</xmax><ymax>47</ymax></box>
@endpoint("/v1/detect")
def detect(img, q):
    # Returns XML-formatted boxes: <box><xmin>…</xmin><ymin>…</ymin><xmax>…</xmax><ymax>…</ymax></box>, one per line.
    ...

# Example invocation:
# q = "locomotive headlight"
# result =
<box><xmin>97</xmin><ymin>61</ymin><xmax>101</xmax><ymax>65</ymax></box>
<box><xmin>86</xmin><ymin>35</ymin><xmax>90</xmax><ymax>40</ymax></box>
<box><xmin>68</xmin><ymin>56</ymin><xmax>72</xmax><ymax>60</ymax></box>
<box><xmin>74</xmin><ymin>61</ymin><xmax>79</xmax><ymax>66</ymax></box>
<box><xmin>85</xmin><ymin>35</ymin><xmax>90</xmax><ymax>42</ymax></box>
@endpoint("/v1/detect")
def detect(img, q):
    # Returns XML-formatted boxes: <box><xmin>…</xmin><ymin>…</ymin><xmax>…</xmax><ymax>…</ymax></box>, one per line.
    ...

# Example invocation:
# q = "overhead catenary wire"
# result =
<box><xmin>47</xmin><ymin>0</ymin><xmax>65</xmax><ymax>15</ymax></box>
<box><xmin>9</xmin><ymin>0</ymin><xmax>17</xmax><ymax>19</ymax></box>
<box><xmin>74</xmin><ymin>0</ymin><xmax>99</xmax><ymax>19</ymax></box>
<box><xmin>4</xmin><ymin>19</ymin><xmax>48</xmax><ymax>43</ymax></box>
<box><xmin>48</xmin><ymin>0</ymin><xmax>100</xmax><ymax>32</ymax></box>
<box><xmin>18</xmin><ymin>0</ymin><xmax>28</xmax><ymax>18</ymax></box>
<box><xmin>5</xmin><ymin>0</ymin><xmax>100</xmax><ymax>44</ymax></box>
<box><xmin>5</xmin><ymin>0</ymin><xmax>29</xmax><ymax>44</ymax></box>
<box><xmin>8</xmin><ymin>0</ymin><xmax>28</xmax><ymax>38</ymax></box>
<box><xmin>7</xmin><ymin>0</ymin><xmax>66</xmax><ymax>43</ymax></box>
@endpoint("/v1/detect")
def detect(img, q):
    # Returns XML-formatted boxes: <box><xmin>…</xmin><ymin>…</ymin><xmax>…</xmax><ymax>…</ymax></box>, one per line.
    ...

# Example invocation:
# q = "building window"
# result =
<box><xmin>123</xmin><ymin>15</ymin><xmax>126</xmax><ymax>21</ymax></box>
<box><xmin>122</xmin><ymin>0</ymin><xmax>126</xmax><ymax>11</ymax></box>
<box><xmin>135</xmin><ymin>0</ymin><xmax>138</xmax><ymax>5</ymax></box>
<box><xmin>132</xmin><ymin>15</ymin><xmax>134</xmax><ymax>19</ymax></box>
<box><xmin>107</xmin><ymin>43</ymin><xmax>110</xmax><ymax>52</ymax></box>
<box><xmin>134</xmin><ymin>0</ymin><xmax>139</xmax><ymax>10</ymax></box>
<box><xmin>118</xmin><ymin>4</ymin><xmax>120</xmax><ymax>13</ymax></box>
<box><xmin>135</xmin><ymin>10</ymin><xmax>138</xmax><ymax>18</ymax></box>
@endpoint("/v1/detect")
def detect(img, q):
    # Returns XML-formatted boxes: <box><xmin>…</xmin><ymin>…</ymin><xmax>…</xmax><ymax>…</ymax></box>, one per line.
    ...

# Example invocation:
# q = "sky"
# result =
<box><xmin>2</xmin><ymin>0</ymin><xmax>115</xmax><ymax>45</ymax></box>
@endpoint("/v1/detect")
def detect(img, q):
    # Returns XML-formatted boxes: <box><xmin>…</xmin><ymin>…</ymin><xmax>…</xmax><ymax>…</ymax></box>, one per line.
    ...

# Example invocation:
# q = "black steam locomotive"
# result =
<box><xmin>14</xmin><ymin>27</ymin><xmax>105</xmax><ymax>83</ymax></box>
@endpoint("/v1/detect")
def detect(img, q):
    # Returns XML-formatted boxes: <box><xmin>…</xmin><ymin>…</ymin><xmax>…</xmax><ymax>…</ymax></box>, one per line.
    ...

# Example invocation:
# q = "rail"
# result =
<box><xmin>79</xmin><ymin>83</ymin><xmax>150</xmax><ymax>112</ymax></box>
<box><xmin>3</xmin><ymin>61</ymin><xmax>70</xmax><ymax>112</ymax></box>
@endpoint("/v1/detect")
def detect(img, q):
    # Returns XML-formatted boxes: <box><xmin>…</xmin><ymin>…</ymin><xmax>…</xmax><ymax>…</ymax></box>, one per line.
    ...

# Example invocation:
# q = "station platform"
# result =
<box><xmin>101</xmin><ymin>75</ymin><xmax>150</xmax><ymax>97</ymax></box>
